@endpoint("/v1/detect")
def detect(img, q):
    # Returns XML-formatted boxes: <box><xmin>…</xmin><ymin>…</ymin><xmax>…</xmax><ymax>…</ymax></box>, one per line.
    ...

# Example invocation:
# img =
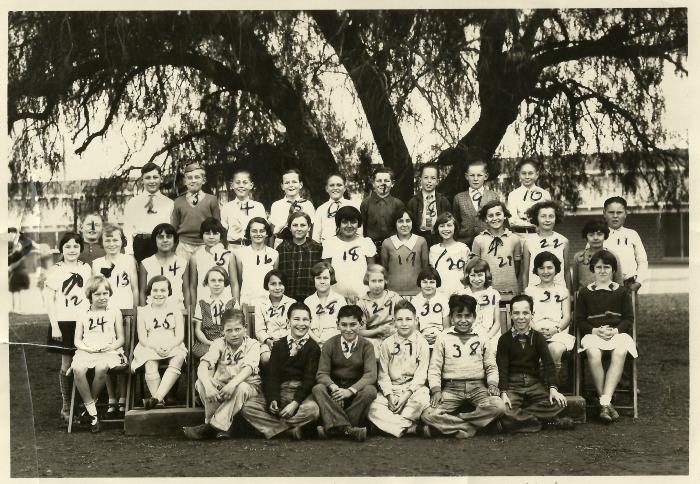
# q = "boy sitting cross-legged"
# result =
<box><xmin>311</xmin><ymin>304</ymin><xmax>378</xmax><ymax>441</ymax></box>
<box><xmin>240</xmin><ymin>302</ymin><xmax>321</xmax><ymax>440</ymax></box>
<box><xmin>420</xmin><ymin>294</ymin><xmax>505</xmax><ymax>439</ymax></box>
<box><xmin>496</xmin><ymin>294</ymin><xmax>574</xmax><ymax>432</ymax></box>
<box><xmin>367</xmin><ymin>299</ymin><xmax>431</xmax><ymax>437</ymax></box>
<box><xmin>183</xmin><ymin>307</ymin><xmax>261</xmax><ymax>440</ymax></box>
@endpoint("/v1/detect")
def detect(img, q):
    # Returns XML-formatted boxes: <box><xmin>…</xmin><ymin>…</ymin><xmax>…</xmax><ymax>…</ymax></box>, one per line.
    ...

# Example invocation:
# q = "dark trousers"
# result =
<box><xmin>500</xmin><ymin>373</ymin><xmax>564</xmax><ymax>432</ymax></box>
<box><xmin>312</xmin><ymin>383</ymin><xmax>377</xmax><ymax>431</ymax></box>
<box><xmin>133</xmin><ymin>234</ymin><xmax>156</xmax><ymax>263</ymax></box>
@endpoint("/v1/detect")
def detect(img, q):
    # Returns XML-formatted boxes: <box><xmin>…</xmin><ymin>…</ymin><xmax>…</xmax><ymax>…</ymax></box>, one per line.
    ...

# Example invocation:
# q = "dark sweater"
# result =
<box><xmin>316</xmin><ymin>335</ymin><xmax>377</xmax><ymax>392</ymax></box>
<box><xmin>171</xmin><ymin>193</ymin><xmax>221</xmax><ymax>245</ymax></box>
<box><xmin>575</xmin><ymin>284</ymin><xmax>633</xmax><ymax>336</ymax></box>
<box><xmin>496</xmin><ymin>329</ymin><xmax>558</xmax><ymax>391</ymax></box>
<box><xmin>264</xmin><ymin>336</ymin><xmax>321</xmax><ymax>404</ymax></box>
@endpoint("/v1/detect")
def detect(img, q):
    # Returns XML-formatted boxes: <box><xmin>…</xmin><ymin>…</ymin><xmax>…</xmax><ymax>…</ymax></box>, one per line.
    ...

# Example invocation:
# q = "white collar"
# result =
<box><xmin>340</xmin><ymin>336</ymin><xmax>358</xmax><ymax>349</ymax></box>
<box><xmin>470</xmin><ymin>187</ymin><xmax>484</xmax><ymax>194</ymax></box>
<box><xmin>422</xmin><ymin>190</ymin><xmax>436</xmax><ymax>199</ymax></box>
<box><xmin>479</xmin><ymin>228</ymin><xmax>511</xmax><ymax>237</ymax></box>
<box><xmin>390</xmin><ymin>234</ymin><xmax>418</xmax><ymax>250</ymax></box>
<box><xmin>587</xmin><ymin>281</ymin><xmax>619</xmax><ymax>292</ymax></box>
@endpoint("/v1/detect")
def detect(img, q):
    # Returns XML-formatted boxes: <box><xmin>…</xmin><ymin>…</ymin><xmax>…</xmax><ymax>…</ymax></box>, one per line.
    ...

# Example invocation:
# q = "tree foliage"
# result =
<box><xmin>8</xmin><ymin>9</ymin><xmax>687</xmax><ymax>208</ymax></box>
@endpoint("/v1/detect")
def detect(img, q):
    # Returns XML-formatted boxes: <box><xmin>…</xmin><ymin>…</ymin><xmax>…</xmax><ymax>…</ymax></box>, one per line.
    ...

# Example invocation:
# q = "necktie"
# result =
<box><xmin>192</xmin><ymin>192</ymin><xmax>199</xmax><ymax>206</ymax></box>
<box><xmin>328</xmin><ymin>201</ymin><xmax>340</xmax><ymax>218</ymax></box>
<box><xmin>471</xmin><ymin>190</ymin><xmax>482</xmax><ymax>208</ymax></box>
<box><xmin>145</xmin><ymin>194</ymin><xmax>156</xmax><ymax>214</ymax></box>
<box><xmin>289</xmin><ymin>336</ymin><xmax>308</xmax><ymax>357</ymax></box>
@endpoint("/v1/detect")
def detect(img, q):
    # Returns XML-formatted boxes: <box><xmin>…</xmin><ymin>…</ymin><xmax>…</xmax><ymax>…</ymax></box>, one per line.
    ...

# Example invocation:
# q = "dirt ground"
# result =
<box><xmin>8</xmin><ymin>294</ymin><xmax>689</xmax><ymax>477</ymax></box>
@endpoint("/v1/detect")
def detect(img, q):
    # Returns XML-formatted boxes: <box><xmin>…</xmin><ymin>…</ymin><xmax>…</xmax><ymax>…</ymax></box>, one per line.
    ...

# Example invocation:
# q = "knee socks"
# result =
<box><xmin>155</xmin><ymin>366</ymin><xmax>182</xmax><ymax>402</ymax></box>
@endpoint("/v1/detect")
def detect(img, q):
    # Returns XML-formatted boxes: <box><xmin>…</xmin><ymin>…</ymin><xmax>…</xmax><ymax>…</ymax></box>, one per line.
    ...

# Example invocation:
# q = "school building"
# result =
<box><xmin>8</xmin><ymin>149</ymin><xmax>689</xmax><ymax>265</ymax></box>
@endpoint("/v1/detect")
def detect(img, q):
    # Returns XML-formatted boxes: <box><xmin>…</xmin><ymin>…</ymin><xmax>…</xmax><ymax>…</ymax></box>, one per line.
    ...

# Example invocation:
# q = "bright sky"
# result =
<box><xmin>22</xmin><ymin>43</ymin><xmax>689</xmax><ymax>183</ymax></box>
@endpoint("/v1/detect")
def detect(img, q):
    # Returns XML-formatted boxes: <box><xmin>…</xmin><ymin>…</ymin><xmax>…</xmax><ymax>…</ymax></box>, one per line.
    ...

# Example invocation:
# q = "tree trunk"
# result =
<box><xmin>311</xmin><ymin>11</ymin><xmax>415</xmax><ymax>201</ymax></box>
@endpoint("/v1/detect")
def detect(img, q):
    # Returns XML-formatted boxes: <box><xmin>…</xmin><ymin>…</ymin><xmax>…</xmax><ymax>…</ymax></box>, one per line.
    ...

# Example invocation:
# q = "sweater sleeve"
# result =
<box><xmin>483</xmin><ymin>336</ymin><xmax>499</xmax><ymax>387</ymax></box>
<box><xmin>349</xmin><ymin>340</ymin><xmax>377</xmax><ymax>392</ymax></box>
<box><xmin>315</xmin><ymin>340</ymin><xmax>334</xmax><ymax>387</ymax></box>
<box><xmin>210</xmin><ymin>196</ymin><xmax>221</xmax><ymax>222</ymax></box>
<box><xmin>294</xmin><ymin>342</ymin><xmax>321</xmax><ymax>403</ymax></box>
<box><xmin>575</xmin><ymin>289</ymin><xmax>594</xmax><ymax>335</ymax></box>
<box><xmin>377</xmin><ymin>340</ymin><xmax>393</xmax><ymax>396</ymax></box>
<box><xmin>496</xmin><ymin>333</ymin><xmax>510</xmax><ymax>392</ymax></box>
<box><xmin>264</xmin><ymin>340</ymin><xmax>284</xmax><ymax>403</ymax></box>
<box><xmin>409</xmin><ymin>337</ymin><xmax>430</xmax><ymax>393</ymax></box>
<box><xmin>427</xmin><ymin>334</ymin><xmax>445</xmax><ymax>392</ymax></box>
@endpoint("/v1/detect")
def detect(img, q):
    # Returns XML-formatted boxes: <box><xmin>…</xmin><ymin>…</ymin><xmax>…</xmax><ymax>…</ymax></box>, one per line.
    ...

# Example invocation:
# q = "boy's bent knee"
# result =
<box><xmin>356</xmin><ymin>386</ymin><xmax>378</xmax><ymax>400</ymax></box>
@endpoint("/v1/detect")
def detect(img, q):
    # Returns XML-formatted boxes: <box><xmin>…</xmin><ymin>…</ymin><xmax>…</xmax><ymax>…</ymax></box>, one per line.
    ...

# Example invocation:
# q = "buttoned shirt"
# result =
<box><xmin>360</xmin><ymin>192</ymin><xmax>405</xmax><ymax>241</ymax></box>
<box><xmin>254</xmin><ymin>294</ymin><xmax>297</xmax><ymax>343</ymax></box>
<box><xmin>507</xmin><ymin>185</ymin><xmax>552</xmax><ymax>228</ymax></box>
<box><xmin>312</xmin><ymin>198</ymin><xmax>362</xmax><ymax>243</ymax></box>
<box><xmin>420</xmin><ymin>191</ymin><xmax>437</xmax><ymax>231</ymax></box>
<box><xmin>469</xmin><ymin>188</ymin><xmax>484</xmax><ymax>211</ymax></box>
<box><xmin>202</xmin><ymin>336</ymin><xmax>262</xmax><ymax>386</ymax></box>
<box><xmin>269</xmin><ymin>197</ymin><xmax>315</xmax><ymax>235</ymax></box>
<box><xmin>221</xmin><ymin>198</ymin><xmax>266</xmax><ymax>242</ymax></box>
<box><xmin>123</xmin><ymin>191</ymin><xmax>174</xmax><ymax>253</ymax></box>
<box><xmin>378</xmin><ymin>332</ymin><xmax>430</xmax><ymax>396</ymax></box>
<box><xmin>603</xmin><ymin>226</ymin><xmax>648</xmax><ymax>284</ymax></box>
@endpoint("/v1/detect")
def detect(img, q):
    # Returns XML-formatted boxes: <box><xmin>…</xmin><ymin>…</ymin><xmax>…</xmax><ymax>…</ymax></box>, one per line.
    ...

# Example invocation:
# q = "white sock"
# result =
<box><xmin>599</xmin><ymin>395</ymin><xmax>612</xmax><ymax>406</ymax></box>
<box><xmin>85</xmin><ymin>400</ymin><xmax>98</xmax><ymax>417</ymax></box>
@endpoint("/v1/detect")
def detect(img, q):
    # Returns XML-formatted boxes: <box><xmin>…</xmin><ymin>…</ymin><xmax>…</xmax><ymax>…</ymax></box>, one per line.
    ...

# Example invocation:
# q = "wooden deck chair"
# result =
<box><xmin>128</xmin><ymin>306</ymin><xmax>192</xmax><ymax>410</ymax></box>
<box><xmin>68</xmin><ymin>309</ymin><xmax>134</xmax><ymax>433</ymax></box>
<box><xmin>574</xmin><ymin>289</ymin><xmax>639</xmax><ymax>418</ymax></box>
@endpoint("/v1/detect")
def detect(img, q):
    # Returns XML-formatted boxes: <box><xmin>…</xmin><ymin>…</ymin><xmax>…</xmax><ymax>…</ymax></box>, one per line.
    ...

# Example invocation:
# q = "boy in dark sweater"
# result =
<box><xmin>240</xmin><ymin>302</ymin><xmax>321</xmax><ymax>439</ymax></box>
<box><xmin>496</xmin><ymin>294</ymin><xmax>573</xmax><ymax>432</ymax></box>
<box><xmin>312</xmin><ymin>304</ymin><xmax>377</xmax><ymax>441</ymax></box>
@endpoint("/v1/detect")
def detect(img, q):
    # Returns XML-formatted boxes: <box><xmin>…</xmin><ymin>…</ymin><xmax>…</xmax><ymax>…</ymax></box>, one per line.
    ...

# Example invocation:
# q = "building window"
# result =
<box><xmin>663</xmin><ymin>211</ymin><xmax>689</xmax><ymax>258</ymax></box>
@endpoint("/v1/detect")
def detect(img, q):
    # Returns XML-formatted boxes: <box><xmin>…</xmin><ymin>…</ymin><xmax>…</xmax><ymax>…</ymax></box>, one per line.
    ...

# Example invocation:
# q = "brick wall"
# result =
<box><xmin>557</xmin><ymin>212</ymin><xmax>669</xmax><ymax>263</ymax></box>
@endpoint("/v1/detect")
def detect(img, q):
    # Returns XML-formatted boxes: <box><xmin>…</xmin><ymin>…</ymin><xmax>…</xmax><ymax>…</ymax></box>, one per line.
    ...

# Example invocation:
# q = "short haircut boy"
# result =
<box><xmin>221</xmin><ymin>306</ymin><xmax>247</xmax><ymax>327</ymax></box>
<box><xmin>287</xmin><ymin>301</ymin><xmax>312</xmax><ymax>319</ymax></box>
<box><xmin>418</xmin><ymin>162</ymin><xmax>439</xmax><ymax>178</ymax></box>
<box><xmin>448</xmin><ymin>294</ymin><xmax>477</xmax><ymax>317</ymax></box>
<box><xmin>532</xmin><ymin>250</ymin><xmax>562</xmax><ymax>275</ymax></box>
<box><xmin>141</xmin><ymin>162</ymin><xmax>161</xmax><ymax>176</ymax></box>
<box><xmin>393</xmin><ymin>298</ymin><xmax>416</xmax><ymax>315</ymax></box>
<box><xmin>283</xmin><ymin>168</ymin><xmax>303</xmax><ymax>180</ymax></box>
<box><xmin>337</xmin><ymin>304</ymin><xmax>364</xmax><ymax>322</ymax></box>
<box><xmin>466</xmin><ymin>159</ymin><xmax>488</xmax><ymax>171</ymax></box>
<box><xmin>603</xmin><ymin>196</ymin><xmax>628</xmax><ymax>209</ymax></box>
<box><xmin>232</xmin><ymin>168</ymin><xmax>253</xmax><ymax>181</ymax></box>
<box><xmin>589</xmin><ymin>249</ymin><xmax>618</xmax><ymax>273</ymax></box>
<box><xmin>515</xmin><ymin>159</ymin><xmax>540</xmax><ymax>173</ymax></box>
<box><xmin>416</xmin><ymin>266</ymin><xmax>442</xmax><ymax>288</ymax></box>
<box><xmin>372</xmin><ymin>166</ymin><xmax>394</xmax><ymax>180</ymax></box>
<box><xmin>509</xmin><ymin>293</ymin><xmax>534</xmax><ymax>312</ymax></box>
<box><xmin>335</xmin><ymin>205</ymin><xmax>362</xmax><ymax>228</ymax></box>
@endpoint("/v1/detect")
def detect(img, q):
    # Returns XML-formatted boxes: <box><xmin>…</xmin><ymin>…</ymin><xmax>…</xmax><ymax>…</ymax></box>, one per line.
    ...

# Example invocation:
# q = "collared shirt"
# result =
<box><xmin>312</xmin><ymin>198</ymin><xmax>362</xmax><ymax>243</ymax></box>
<box><xmin>378</xmin><ymin>332</ymin><xmax>430</xmax><ymax>396</ymax></box>
<box><xmin>507</xmin><ymin>185</ymin><xmax>552</xmax><ymax>228</ymax></box>
<box><xmin>603</xmin><ymin>226</ymin><xmax>648</xmax><ymax>284</ymax></box>
<box><xmin>360</xmin><ymin>192</ymin><xmax>405</xmax><ymax>241</ymax></box>
<box><xmin>277</xmin><ymin>238</ymin><xmax>323</xmax><ymax>301</ymax></box>
<box><xmin>427</xmin><ymin>326</ymin><xmax>498</xmax><ymax>391</ymax></box>
<box><xmin>170</xmin><ymin>192</ymin><xmax>221</xmax><ymax>245</ymax></box>
<box><xmin>254</xmin><ymin>294</ymin><xmax>297</xmax><ymax>343</ymax></box>
<box><xmin>202</xmin><ymin>336</ymin><xmax>262</xmax><ymax>386</ymax></box>
<box><xmin>304</xmin><ymin>290</ymin><xmax>347</xmax><ymax>346</ymax></box>
<box><xmin>340</xmin><ymin>336</ymin><xmax>357</xmax><ymax>359</ymax></box>
<box><xmin>511</xmin><ymin>326</ymin><xmax>533</xmax><ymax>337</ymax></box>
<box><xmin>122</xmin><ymin>191</ymin><xmax>174</xmax><ymax>252</ymax></box>
<box><xmin>186</xmin><ymin>190</ymin><xmax>203</xmax><ymax>206</ymax></box>
<box><xmin>587</xmin><ymin>281</ymin><xmax>620</xmax><ymax>292</ymax></box>
<box><xmin>193</xmin><ymin>293</ymin><xmax>234</xmax><ymax>326</ymax></box>
<box><xmin>193</xmin><ymin>243</ymin><xmax>233</xmax><ymax>300</ymax></box>
<box><xmin>389</xmin><ymin>234</ymin><xmax>418</xmax><ymax>251</ymax></box>
<box><xmin>221</xmin><ymin>198</ymin><xmax>266</xmax><ymax>242</ymax></box>
<box><xmin>357</xmin><ymin>290</ymin><xmax>401</xmax><ymax>331</ymax></box>
<box><xmin>269</xmin><ymin>197</ymin><xmax>315</xmax><ymax>235</ymax></box>
<box><xmin>288</xmin><ymin>334</ymin><xmax>310</xmax><ymax>357</ymax></box>
<box><xmin>420</xmin><ymin>191</ymin><xmax>437</xmax><ymax>231</ymax></box>
<box><xmin>469</xmin><ymin>188</ymin><xmax>484</xmax><ymax>211</ymax></box>
<box><xmin>78</xmin><ymin>242</ymin><xmax>106</xmax><ymax>265</ymax></box>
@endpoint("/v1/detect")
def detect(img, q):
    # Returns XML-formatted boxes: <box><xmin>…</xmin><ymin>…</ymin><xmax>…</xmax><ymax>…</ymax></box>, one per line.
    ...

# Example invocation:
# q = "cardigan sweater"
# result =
<box><xmin>264</xmin><ymin>336</ymin><xmax>321</xmax><ymax>404</ymax></box>
<box><xmin>316</xmin><ymin>334</ymin><xmax>377</xmax><ymax>392</ymax></box>
<box><xmin>575</xmin><ymin>284</ymin><xmax>633</xmax><ymax>336</ymax></box>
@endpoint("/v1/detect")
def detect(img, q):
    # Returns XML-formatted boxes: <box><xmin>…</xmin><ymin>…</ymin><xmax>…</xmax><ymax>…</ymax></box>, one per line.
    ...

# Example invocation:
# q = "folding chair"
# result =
<box><xmin>128</xmin><ymin>306</ymin><xmax>192</xmax><ymax>410</ymax></box>
<box><xmin>67</xmin><ymin>309</ymin><xmax>134</xmax><ymax>433</ymax></box>
<box><xmin>573</xmin><ymin>290</ymin><xmax>639</xmax><ymax>418</ymax></box>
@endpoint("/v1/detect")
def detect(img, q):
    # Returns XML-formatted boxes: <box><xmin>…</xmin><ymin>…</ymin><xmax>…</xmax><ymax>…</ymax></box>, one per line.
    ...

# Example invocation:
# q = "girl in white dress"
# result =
<box><xmin>139</xmin><ymin>223</ymin><xmax>189</xmax><ymax>310</ymax></box>
<box><xmin>71</xmin><ymin>275</ymin><xmax>127</xmax><ymax>432</ymax></box>
<box><xmin>411</xmin><ymin>267</ymin><xmax>449</xmax><ymax>348</ymax></box>
<box><xmin>237</xmin><ymin>217</ymin><xmax>279</xmax><ymax>306</ymax></box>
<box><xmin>188</xmin><ymin>217</ymin><xmax>239</xmax><ymax>304</ymax></box>
<box><xmin>525</xmin><ymin>251</ymin><xmax>574</xmax><ymax>375</ymax></box>
<box><xmin>460</xmin><ymin>258</ymin><xmax>501</xmax><ymax>343</ymax></box>
<box><xmin>322</xmin><ymin>205</ymin><xmax>376</xmax><ymax>300</ymax></box>
<box><xmin>91</xmin><ymin>223</ymin><xmax>138</xmax><ymax>418</ymax></box>
<box><xmin>254</xmin><ymin>269</ymin><xmax>296</xmax><ymax>364</ymax></box>
<box><xmin>304</xmin><ymin>262</ymin><xmax>347</xmax><ymax>346</ymax></box>
<box><xmin>521</xmin><ymin>201</ymin><xmax>571</xmax><ymax>292</ymax></box>
<box><xmin>44</xmin><ymin>232</ymin><xmax>93</xmax><ymax>424</ymax></box>
<box><xmin>429</xmin><ymin>212</ymin><xmax>472</xmax><ymax>296</ymax></box>
<box><xmin>131</xmin><ymin>276</ymin><xmax>188</xmax><ymax>410</ymax></box>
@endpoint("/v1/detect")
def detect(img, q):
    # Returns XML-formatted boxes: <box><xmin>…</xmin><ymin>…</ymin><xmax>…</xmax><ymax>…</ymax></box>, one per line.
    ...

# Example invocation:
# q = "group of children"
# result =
<box><xmin>42</xmin><ymin>157</ymin><xmax>646</xmax><ymax>437</ymax></box>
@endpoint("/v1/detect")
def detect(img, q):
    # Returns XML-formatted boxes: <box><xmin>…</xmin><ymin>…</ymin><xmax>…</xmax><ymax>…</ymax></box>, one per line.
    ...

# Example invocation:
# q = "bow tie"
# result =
<box><xmin>487</xmin><ymin>236</ymin><xmax>503</xmax><ymax>255</ymax></box>
<box><xmin>100</xmin><ymin>263</ymin><xmax>116</xmax><ymax>279</ymax></box>
<box><xmin>288</xmin><ymin>336</ymin><xmax>309</xmax><ymax>357</ymax></box>
<box><xmin>62</xmin><ymin>273</ymin><xmax>84</xmax><ymax>295</ymax></box>
<box><xmin>342</xmin><ymin>341</ymin><xmax>355</xmax><ymax>353</ymax></box>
